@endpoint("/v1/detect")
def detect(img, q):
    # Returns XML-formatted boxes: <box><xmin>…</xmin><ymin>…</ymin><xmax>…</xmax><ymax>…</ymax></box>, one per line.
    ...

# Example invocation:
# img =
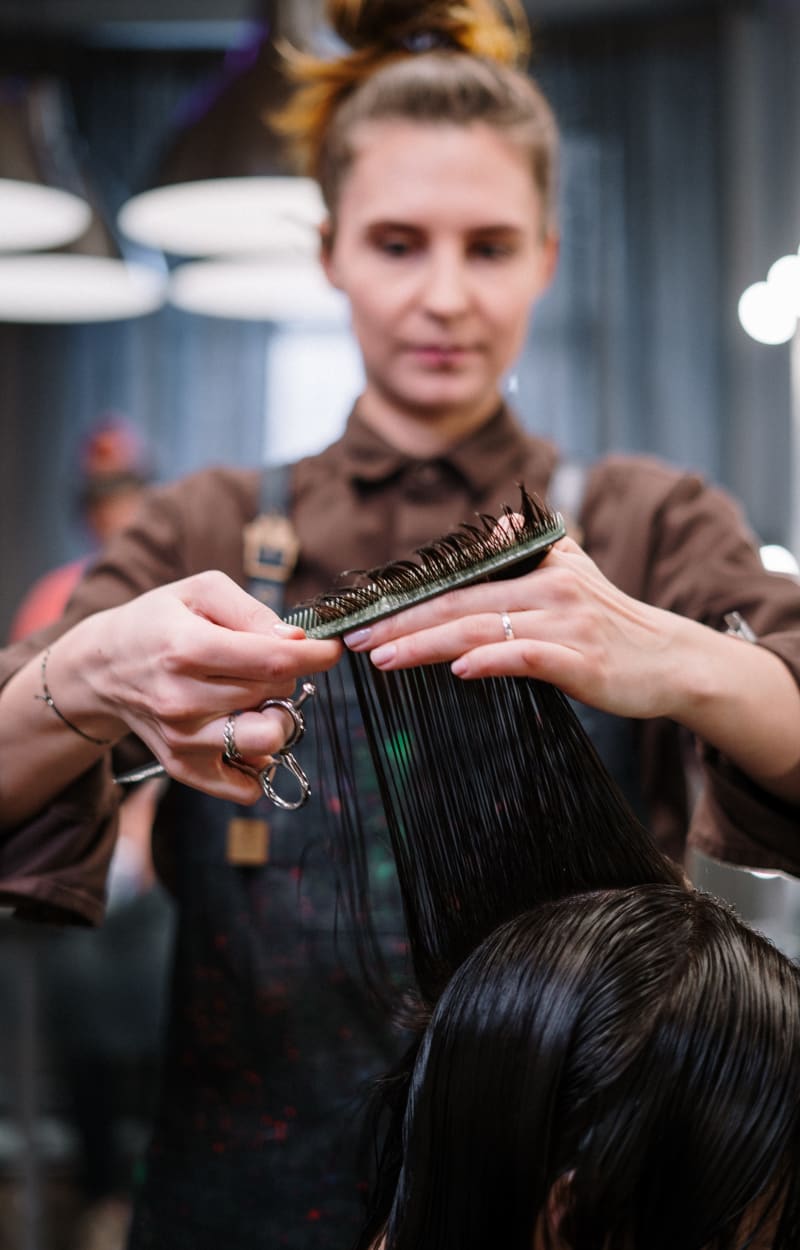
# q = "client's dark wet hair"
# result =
<box><xmin>384</xmin><ymin>886</ymin><xmax>800</xmax><ymax>1250</ymax></box>
<box><xmin>292</xmin><ymin>495</ymin><xmax>800</xmax><ymax>1250</ymax></box>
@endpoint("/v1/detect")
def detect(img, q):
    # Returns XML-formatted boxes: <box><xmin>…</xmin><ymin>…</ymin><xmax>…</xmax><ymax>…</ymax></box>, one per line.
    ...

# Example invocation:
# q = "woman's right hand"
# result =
<box><xmin>0</xmin><ymin>571</ymin><xmax>341</xmax><ymax>825</ymax></box>
<box><xmin>77</xmin><ymin>570</ymin><xmax>342</xmax><ymax>803</ymax></box>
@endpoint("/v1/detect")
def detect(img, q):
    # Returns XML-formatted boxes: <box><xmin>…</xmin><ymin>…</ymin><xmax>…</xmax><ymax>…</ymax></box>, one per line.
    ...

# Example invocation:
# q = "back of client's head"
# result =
<box><xmin>385</xmin><ymin>885</ymin><xmax>800</xmax><ymax>1250</ymax></box>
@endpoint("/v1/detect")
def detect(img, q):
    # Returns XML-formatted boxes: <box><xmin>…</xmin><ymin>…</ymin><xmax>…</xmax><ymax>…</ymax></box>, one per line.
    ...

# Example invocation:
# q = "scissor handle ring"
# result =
<box><xmin>258</xmin><ymin>752</ymin><xmax>311</xmax><ymax>811</ymax></box>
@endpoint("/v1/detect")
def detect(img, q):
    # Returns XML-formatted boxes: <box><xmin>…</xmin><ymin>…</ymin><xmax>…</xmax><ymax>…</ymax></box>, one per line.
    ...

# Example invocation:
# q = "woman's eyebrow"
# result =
<box><xmin>365</xmin><ymin>220</ymin><xmax>424</xmax><ymax>233</ymax></box>
<box><xmin>466</xmin><ymin>223</ymin><xmax>525</xmax><ymax>238</ymax></box>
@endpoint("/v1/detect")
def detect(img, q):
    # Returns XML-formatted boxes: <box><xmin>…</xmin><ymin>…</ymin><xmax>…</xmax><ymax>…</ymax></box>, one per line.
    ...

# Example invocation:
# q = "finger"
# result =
<box><xmin>367</xmin><ymin>603</ymin><xmax>594</xmax><ymax>671</ymax></box>
<box><xmin>172</xmin><ymin>571</ymin><xmax>341</xmax><ymax>671</ymax></box>
<box><xmin>190</xmin><ymin>766</ymin><xmax>265</xmax><ymax>807</ymax></box>
<box><xmin>180</xmin><ymin>571</ymin><xmax>289</xmax><ymax>634</ymax></box>
<box><xmin>343</xmin><ymin>577</ymin><xmax>551</xmax><ymax>652</ymax></box>
<box><xmin>126</xmin><ymin>669</ymin><xmax>302</xmax><ymax>728</ymax></box>
<box><xmin>450</xmin><ymin>639</ymin><xmax>588</xmax><ymax>691</ymax></box>
<box><xmin>149</xmin><ymin>714</ymin><xmax>287</xmax><ymax>808</ymax></box>
<box><xmin>157</xmin><ymin>706</ymin><xmax>302</xmax><ymax>764</ymax></box>
<box><xmin>366</xmin><ymin>613</ymin><xmax>521</xmax><ymax>670</ymax></box>
<box><xmin>494</xmin><ymin>511</ymin><xmax>524</xmax><ymax>539</ymax></box>
<box><xmin>345</xmin><ymin>547</ymin><xmax>599</xmax><ymax>654</ymax></box>
<box><xmin>156</xmin><ymin>747</ymin><xmax>266</xmax><ymax>807</ymax></box>
<box><xmin>145</xmin><ymin>673</ymin><xmax>295</xmax><ymax>722</ymax></box>
<box><xmin>543</xmin><ymin>535</ymin><xmax>604</xmax><ymax>579</ymax></box>
<box><xmin>217</xmin><ymin>707</ymin><xmax>301</xmax><ymax>760</ymax></box>
<box><xmin>342</xmin><ymin>537</ymin><xmax>593</xmax><ymax>656</ymax></box>
<box><xmin>549</xmin><ymin>534</ymin><xmax>584</xmax><ymax>557</ymax></box>
<box><xmin>169</xmin><ymin>620</ymin><xmax>342</xmax><ymax>684</ymax></box>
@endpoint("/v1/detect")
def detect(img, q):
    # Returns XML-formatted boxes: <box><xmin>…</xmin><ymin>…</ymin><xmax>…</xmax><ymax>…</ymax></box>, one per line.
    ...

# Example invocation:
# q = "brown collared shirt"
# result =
<box><xmin>2</xmin><ymin>403</ymin><xmax>800</xmax><ymax>923</ymax></box>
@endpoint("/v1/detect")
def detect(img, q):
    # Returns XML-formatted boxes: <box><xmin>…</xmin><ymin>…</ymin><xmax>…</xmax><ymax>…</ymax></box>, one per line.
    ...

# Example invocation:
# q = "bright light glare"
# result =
<box><xmin>738</xmin><ymin>281</ymin><xmax>797</xmax><ymax>345</ymax></box>
<box><xmin>169</xmin><ymin>256</ymin><xmax>349</xmax><ymax>324</ymax></box>
<box><xmin>767</xmin><ymin>254</ymin><xmax>800</xmax><ymax>317</ymax></box>
<box><xmin>0</xmin><ymin>255</ymin><xmax>166</xmax><ymax>323</ymax></box>
<box><xmin>118</xmin><ymin>177</ymin><xmax>325</xmax><ymax>258</ymax></box>
<box><xmin>0</xmin><ymin>179</ymin><xmax>92</xmax><ymax>252</ymax></box>
<box><xmin>760</xmin><ymin>544</ymin><xmax>800</xmax><ymax>576</ymax></box>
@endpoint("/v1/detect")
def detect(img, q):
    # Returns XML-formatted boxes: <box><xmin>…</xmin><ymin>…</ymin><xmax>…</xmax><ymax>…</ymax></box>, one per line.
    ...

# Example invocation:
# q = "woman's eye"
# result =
<box><xmin>378</xmin><ymin>238</ymin><xmax>413</xmax><ymax>257</ymax></box>
<box><xmin>471</xmin><ymin>241</ymin><xmax>512</xmax><ymax>260</ymax></box>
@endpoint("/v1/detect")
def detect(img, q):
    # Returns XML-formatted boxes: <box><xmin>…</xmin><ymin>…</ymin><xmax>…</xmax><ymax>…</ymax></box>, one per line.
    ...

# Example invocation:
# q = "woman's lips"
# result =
<box><xmin>407</xmin><ymin>344</ymin><xmax>479</xmax><ymax>367</ymax></box>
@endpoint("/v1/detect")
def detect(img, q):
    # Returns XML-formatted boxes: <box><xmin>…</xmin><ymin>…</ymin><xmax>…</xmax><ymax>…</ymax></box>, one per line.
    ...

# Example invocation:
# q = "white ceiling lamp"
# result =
<box><xmin>0</xmin><ymin>77</ymin><xmax>166</xmax><ymax>323</ymax></box>
<box><xmin>0</xmin><ymin>194</ymin><xmax>168</xmax><ymax>324</ymax></box>
<box><xmin>169</xmin><ymin>255</ymin><xmax>347</xmax><ymax>324</ymax></box>
<box><xmin>116</xmin><ymin>15</ymin><xmax>323</xmax><ymax>260</ymax></box>
<box><xmin>119</xmin><ymin>175</ymin><xmax>324</xmax><ymax>258</ymax></box>
<box><xmin>0</xmin><ymin>80</ymin><xmax>93</xmax><ymax>252</ymax></box>
<box><xmin>0</xmin><ymin>254</ymin><xmax>166</xmax><ymax>324</ymax></box>
<box><xmin>0</xmin><ymin>177</ymin><xmax>92</xmax><ymax>253</ymax></box>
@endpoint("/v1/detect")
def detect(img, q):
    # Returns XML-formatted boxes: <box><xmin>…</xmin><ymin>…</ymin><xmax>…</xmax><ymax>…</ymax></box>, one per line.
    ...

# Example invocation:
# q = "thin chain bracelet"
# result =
<box><xmin>35</xmin><ymin>647</ymin><xmax>112</xmax><ymax>747</ymax></box>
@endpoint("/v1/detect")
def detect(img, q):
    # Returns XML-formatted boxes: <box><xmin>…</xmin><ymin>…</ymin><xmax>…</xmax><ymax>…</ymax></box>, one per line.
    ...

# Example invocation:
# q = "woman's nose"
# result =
<box><xmin>420</xmin><ymin>250</ymin><xmax>470</xmax><ymax>318</ymax></box>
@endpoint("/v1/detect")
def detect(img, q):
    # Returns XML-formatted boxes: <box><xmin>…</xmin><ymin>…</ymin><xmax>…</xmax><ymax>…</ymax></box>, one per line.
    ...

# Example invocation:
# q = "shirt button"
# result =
<box><xmin>405</xmin><ymin>461</ymin><xmax>444</xmax><ymax>501</ymax></box>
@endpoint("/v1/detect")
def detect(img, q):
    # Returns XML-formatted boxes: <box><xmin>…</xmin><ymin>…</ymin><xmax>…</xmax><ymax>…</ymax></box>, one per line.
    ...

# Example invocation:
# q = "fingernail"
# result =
<box><xmin>273</xmin><ymin>622</ymin><xmax>305</xmax><ymax>638</ymax></box>
<box><xmin>371</xmin><ymin>644</ymin><xmax>397</xmax><ymax>668</ymax></box>
<box><xmin>451</xmin><ymin>659</ymin><xmax>468</xmax><ymax>677</ymax></box>
<box><xmin>343</xmin><ymin>627</ymin><xmax>372</xmax><ymax>649</ymax></box>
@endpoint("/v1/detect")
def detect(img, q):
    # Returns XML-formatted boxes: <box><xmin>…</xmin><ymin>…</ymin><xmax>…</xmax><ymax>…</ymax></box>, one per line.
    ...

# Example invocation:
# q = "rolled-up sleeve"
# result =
<box><xmin>0</xmin><ymin>466</ymin><xmax>259</xmax><ymax>923</ymax></box>
<box><xmin>582</xmin><ymin>455</ymin><xmax>800</xmax><ymax>870</ymax></box>
<box><xmin>0</xmin><ymin>759</ymin><xmax>118</xmax><ymax>925</ymax></box>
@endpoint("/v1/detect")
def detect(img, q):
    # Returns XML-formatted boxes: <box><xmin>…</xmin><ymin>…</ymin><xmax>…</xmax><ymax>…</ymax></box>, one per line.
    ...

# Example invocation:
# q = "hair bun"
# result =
<box><xmin>327</xmin><ymin>2</ymin><xmax>445</xmax><ymax>50</ymax></box>
<box><xmin>326</xmin><ymin>0</ymin><xmax>529</xmax><ymax>64</ymax></box>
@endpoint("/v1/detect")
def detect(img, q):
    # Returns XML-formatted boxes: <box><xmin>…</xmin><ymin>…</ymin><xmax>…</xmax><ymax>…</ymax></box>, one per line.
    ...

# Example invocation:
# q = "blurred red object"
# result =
<box><xmin>8</xmin><ymin>414</ymin><xmax>154</xmax><ymax>642</ymax></box>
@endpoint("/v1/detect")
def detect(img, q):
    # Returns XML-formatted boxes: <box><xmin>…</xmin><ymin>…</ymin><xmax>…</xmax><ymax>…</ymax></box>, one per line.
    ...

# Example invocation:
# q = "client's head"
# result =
<box><xmin>384</xmin><ymin>885</ymin><xmax>800</xmax><ymax>1250</ymax></box>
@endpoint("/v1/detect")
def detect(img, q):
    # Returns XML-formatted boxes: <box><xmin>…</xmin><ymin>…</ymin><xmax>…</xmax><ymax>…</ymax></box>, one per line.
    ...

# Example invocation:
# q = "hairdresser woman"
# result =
<box><xmin>2</xmin><ymin>0</ymin><xmax>800</xmax><ymax>1246</ymax></box>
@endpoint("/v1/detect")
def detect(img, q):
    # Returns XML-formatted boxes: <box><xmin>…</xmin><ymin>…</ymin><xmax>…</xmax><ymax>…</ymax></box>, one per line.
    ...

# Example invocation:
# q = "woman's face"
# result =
<box><xmin>322</xmin><ymin>119</ymin><xmax>557</xmax><ymax>445</ymax></box>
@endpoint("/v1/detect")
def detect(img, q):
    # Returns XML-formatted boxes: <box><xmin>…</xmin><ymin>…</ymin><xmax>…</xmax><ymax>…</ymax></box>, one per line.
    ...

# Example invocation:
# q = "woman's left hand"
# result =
<box><xmin>345</xmin><ymin>537</ymin><xmax>800</xmax><ymax>803</ymax></box>
<box><xmin>344</xmin><ymin>536</ymin><xmax>702</xmax><ymax>722</ymax></box>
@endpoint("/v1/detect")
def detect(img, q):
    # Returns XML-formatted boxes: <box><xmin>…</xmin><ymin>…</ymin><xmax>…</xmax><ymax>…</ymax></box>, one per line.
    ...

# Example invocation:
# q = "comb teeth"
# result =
<box><xmin>286</xmin><ymin>487</ymin><xmax>565</xmax><ymax>640</ymax></box>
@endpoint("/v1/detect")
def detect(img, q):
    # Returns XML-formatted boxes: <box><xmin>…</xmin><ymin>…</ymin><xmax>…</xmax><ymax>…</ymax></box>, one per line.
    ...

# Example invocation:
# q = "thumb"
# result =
<box><xmin>178</xmin><ymin>571</ymin><xmax>306</xmax><ymax>639</ymax></box>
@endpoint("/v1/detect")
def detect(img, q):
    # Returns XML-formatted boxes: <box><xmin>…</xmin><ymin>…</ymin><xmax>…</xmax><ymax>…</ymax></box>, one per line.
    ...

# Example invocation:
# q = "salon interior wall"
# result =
<box><xmin>0</xmin><ymin>3</ymin><xmax>798</xmax><ymax>640</ymax></box>
<box><xmin>719</xmin><ymin>2</ymin><xmax>800</xmax><ymax>555</ymax></box>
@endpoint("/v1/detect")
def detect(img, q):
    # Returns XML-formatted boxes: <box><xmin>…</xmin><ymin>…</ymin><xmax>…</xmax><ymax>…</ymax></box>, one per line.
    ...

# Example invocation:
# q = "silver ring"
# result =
<box><xmin>223</xmin><ymin>711</ymin><xmax>244</xmax><ymax>764</ymax></box>
<box><xmin>500</xmin><ymin>612</ymin><xmax>515</xmax><ymax>641</ymax></box>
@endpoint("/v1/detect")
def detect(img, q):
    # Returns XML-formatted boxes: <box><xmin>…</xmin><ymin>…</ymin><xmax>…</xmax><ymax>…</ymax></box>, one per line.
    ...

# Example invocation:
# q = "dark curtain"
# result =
<box><xmin>519</xmin><ymin>21</ymin><xmax>724</xmax><ymax>471</ymax></box>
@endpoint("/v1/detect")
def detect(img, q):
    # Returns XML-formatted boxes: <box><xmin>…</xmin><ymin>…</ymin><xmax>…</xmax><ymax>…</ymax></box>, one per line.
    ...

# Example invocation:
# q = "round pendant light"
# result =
<box><xmin>0</xmin><ymin>254</ymin><xmax>166</xmax><ymax>324</ymax></box>
<box><xmin>0</xmin><ymin>77</ymin><xmax>166</xmax><ymax>323</ymax></box>
<box><xmin>115</xmin><ymin>17</ymin><xmax>328</xmax><ymax>262</ymax></box>
<box><xmin>0</xmin><ymin>177</ymin><xmax>92</xmax><ymax>253</ymax></box>
<box><xmin>119</xmin><ymin>175</ymin><xmax>324</xmax><ymax>259</ymax></box>
<box><xmin>169</xmin><ymin>254</ymin><xmax>347</xmax><ymax>324</ymax></box>
<box><xmin>0</xmin><ymin>80</ymin><xmax>95</xmax><ymax>253</ymax></box>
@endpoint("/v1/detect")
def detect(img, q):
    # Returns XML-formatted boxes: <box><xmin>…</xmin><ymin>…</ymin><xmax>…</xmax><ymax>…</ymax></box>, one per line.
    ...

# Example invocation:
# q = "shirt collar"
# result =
<box><xmin>337</xmin><ymin>403</ymin><xmax>556</xmax><ymax>500</ymax></box>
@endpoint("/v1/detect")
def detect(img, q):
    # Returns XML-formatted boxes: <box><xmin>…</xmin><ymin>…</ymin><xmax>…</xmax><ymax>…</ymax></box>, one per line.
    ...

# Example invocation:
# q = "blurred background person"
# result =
<box><xmin>9</xmin><ymin>414</ymin><xmax>155</xmax><ymax>643</ymax></box>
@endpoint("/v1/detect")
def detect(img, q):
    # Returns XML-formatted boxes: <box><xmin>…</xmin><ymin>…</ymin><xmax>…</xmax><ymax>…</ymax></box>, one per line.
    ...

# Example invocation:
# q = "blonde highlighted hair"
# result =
<box><xmin>273</xmin><ymin>0</ymin><xmax>559</xmax><ymax>231</ymax></box>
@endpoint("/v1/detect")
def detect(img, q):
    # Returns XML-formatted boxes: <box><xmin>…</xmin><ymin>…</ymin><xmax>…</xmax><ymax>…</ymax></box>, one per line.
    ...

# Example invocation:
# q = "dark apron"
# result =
<box><xmin>130</xmin><ymin>681</ymin><xmax>408</xmax><ymax>1250</ymax></box>
<box><xmin>130</xmin><ymin>467</ymin><xmax>408</xmax><ymax>1249</ymax></box>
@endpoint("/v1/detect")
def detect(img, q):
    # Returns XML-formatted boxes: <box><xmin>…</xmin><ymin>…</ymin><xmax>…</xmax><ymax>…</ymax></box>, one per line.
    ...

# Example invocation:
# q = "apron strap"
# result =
<box><xmin>242</xmin><ymin>463</ymin><xmax>298</xmax><ymax>614</ymax></box>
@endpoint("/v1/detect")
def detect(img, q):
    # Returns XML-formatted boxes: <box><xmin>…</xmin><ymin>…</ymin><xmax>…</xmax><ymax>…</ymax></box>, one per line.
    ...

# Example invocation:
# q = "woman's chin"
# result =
<box><xmin>396</xmin><ymin>377</ymin><xmax>497</xmax><ymax>422</ymax></box>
